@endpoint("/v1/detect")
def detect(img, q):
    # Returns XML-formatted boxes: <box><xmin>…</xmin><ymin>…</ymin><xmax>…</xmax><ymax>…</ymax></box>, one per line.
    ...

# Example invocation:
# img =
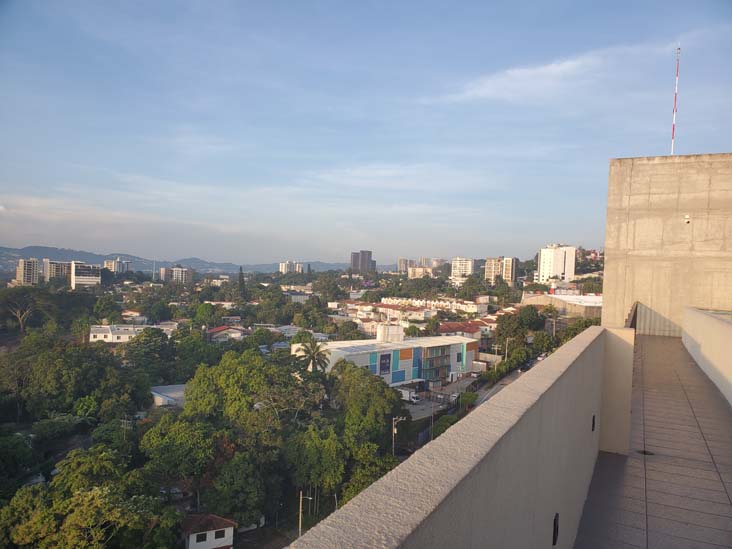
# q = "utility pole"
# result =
<box><xmin>504</xmin><ymin>337</ymin><xmax>514</xmax><ymax>360</ymax></box>
<box><xmin>430</xmin><ymin>398</ymin><xmax>435</xmax><ymax>441</ymax></box>
<box><xmin>392</xmin><ymin>416</ymin><xmax>407</xmax><ymax>456</ymax></box>
<box><xmin>298</xmin><ymin>490</ymin><xmax>313</xmax><ymax>538</ymax></box>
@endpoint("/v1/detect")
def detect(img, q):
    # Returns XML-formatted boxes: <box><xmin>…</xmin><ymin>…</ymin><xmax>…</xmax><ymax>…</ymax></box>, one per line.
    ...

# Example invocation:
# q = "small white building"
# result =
<box><xmin>150</xmin><ymin>385</ymin><xmax>186</xmax><ymax>408</ymax></box>
<box><xmin>89</xmin><ymin>322</ymin><xmax>178</xmax><ymax>343</ymax></box>
<box><xmin>182</xmin><ymin>514</ymin><xmax>237</xmax><ymax>549</ymax></box>
<box><xmin>207</xmin><ymin>326</ymin><xmax>250</xmax><ymax>343</ymax></box>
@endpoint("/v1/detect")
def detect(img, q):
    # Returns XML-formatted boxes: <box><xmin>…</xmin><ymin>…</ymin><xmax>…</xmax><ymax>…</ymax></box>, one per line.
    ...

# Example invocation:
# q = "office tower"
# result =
<box><xmin>537</xmin><ymin>244</ymin><xmax>576</xmax><ymax>283</ymax></box>
<box><xmin>350</xmin><ymin>250</ymin><xmax>375</xmax><ymax>274</ymax></box>
<box><xmin>70</xmin><ymin>261</ymin><xmax>101</xmax><ymax>289</ymax></box>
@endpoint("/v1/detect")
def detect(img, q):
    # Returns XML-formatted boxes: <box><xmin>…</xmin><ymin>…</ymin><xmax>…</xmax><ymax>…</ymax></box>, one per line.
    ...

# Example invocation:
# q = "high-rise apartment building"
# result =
<box><xmin>42</xmin><ymin>259</ymin><xmax>71</xmax><ymax>283</ymax></box>
<box><xmin>397</xmin><ymin>258</ymin><xmax>416</xmax><ymax>273</ymax></box>
<box><xmin>103</xmin><ymin>257</ymin><xmax>131</xmax><ymax>274</ymax></box>
<box><xmin>70</xmin><ymin>261</ymin><xmax>101</xmax><ymax>290</ymax></box>
<box><xmin>537</xmin><ymin>244</ymin><xmax>576</xmax><ymax>283</ymax></box>
<box><xmin>279</xmin><ymin>261</ymin><xmax>303</xmax><ymax>274</ymax></box>
<box><xmin>450</xmin><ymin>257</ymin><xmax>475</xmax><ymax>279</ymax></box>
<box><xmin>484</xmin><ymin>256</ymin><xmax>519</xmax><ymax>286</ymax></box>
<box><xmin>160</xmin><ymin>266</ymin><xmax>194</xmax><ymax>284</ymax></box>
<box><xmin>14</xmin><ymin>258</ymin><xmax>39</xmax><ymax>286</ymax></box>
<box><xmin>350</xmin><ymin>250</ymin><xmax>375</xmax><ymax>274</ymax></box>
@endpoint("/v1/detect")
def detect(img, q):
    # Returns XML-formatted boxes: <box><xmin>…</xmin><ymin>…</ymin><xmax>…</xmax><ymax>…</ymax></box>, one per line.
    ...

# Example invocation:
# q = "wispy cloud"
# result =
<box><xmin>147</xmin><ymin>126</ymin><xmax>245</xmax><ymax>158</ymax></box>
<box><xmin>426</xmin><ymin>39</ymin><xmax>679</xmax><ymax>105</ymax></box>
<box><xmin>441</xmin><ymin>55</ymin><xmax>602</xmax><ymax>104</ymax></box>
<box><xmin>299</xmin><ymin>162</ymin><xmax>501</xmax><ymax>193</ymax></box>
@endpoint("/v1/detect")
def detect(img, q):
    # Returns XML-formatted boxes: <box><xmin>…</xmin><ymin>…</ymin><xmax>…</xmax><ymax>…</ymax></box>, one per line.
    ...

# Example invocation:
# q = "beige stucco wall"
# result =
<box><xmin>292</xmin><ymin>327</ymin><xmax>636</xmax><ymax>549</ymax></box>
<box><xmin>521</xmin><ymin>293</ymin><xmax>602</xmax><ymax>319</ymax></box>
<box><xmin>682</xmin><ymin>307</ymin><xmax>732</xmax><ymax>405</ymax></box>
<box><xmin>602</xmin><ymin>153</ymin><xmax>732</xmax><ymax>336</ymax></box>
<box><xmin>600</xmin><ymin>328</ymin><xmax>635</xmax><ymax>454</ymax></box>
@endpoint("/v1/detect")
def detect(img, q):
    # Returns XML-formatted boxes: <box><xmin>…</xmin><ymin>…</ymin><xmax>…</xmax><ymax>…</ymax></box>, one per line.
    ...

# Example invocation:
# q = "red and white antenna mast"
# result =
<box><xmin>671</xmin><ymin>45</ymin><xmax>681</xmax><ymax>155</ymax></box>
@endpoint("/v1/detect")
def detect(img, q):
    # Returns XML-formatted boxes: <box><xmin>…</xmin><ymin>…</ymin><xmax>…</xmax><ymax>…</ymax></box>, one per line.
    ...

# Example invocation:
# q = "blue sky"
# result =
<box><xmin>1</xmin><ymin>1</ymin><xmax>730</xmax><ymax>264</ymax></box>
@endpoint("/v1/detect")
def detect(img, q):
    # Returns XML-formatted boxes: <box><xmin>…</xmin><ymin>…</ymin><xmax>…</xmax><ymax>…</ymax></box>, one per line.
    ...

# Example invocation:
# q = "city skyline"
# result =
<box><xmin>1</xmin><ymin>2</ymin><xmax>731</xmax><ymax>262</ymax></box>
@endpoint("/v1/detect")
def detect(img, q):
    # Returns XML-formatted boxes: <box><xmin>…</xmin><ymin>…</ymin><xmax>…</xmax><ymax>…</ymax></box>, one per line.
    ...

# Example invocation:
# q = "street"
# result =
<box><xmin>405</xmin><ymin>399</ymin><xmax>448</xmax><ymax>421</ymax></box>
<box><xmin>475</xmin><ymin>369</ymin><xmax>523</xmax><ymax>406</ymax></box>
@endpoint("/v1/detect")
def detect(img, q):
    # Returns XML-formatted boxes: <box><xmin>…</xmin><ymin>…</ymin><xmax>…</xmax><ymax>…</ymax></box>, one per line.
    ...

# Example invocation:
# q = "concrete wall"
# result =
<box><xmin>600</xmin><ymin>328</ymin><xmax>635</xmax><ymax>454</ymax></box>
<box><xmin>602</xmin><ymin>153</ymin><xmax>732</xmax><ymax>336</ymax></box>
<box><xmin>682</xmin><ymin>307</ymin><xmax>732</xmax><ymax>406</ymax></box>
<box><xmin>521</xmin><ymin>293</ymin><xmax>602</xmax><ymax>319</ymax></box>
<box><xmin>292</xmin><ymin>327</ymin><xmax>636</xmax><ymax>549</ymax></box>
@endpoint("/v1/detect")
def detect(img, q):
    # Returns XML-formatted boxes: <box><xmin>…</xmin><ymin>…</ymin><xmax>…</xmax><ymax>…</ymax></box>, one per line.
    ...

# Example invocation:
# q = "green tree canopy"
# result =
<box><xmin>518</xmin><ymin>305</ymin><xmax>544</xmax><ymax>331</ymax></box>
<box><xmin>124</xmin><ymin>328</ymin><xmax>174</xmax><ymax>385</ymax></box>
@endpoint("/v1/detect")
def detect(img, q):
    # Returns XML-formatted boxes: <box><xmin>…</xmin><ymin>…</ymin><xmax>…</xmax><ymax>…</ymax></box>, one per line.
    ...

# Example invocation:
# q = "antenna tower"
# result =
<box><xmin>671</xmin><ymin>45</ymin><xmax>681</xmax><ymax>155</ymax></box>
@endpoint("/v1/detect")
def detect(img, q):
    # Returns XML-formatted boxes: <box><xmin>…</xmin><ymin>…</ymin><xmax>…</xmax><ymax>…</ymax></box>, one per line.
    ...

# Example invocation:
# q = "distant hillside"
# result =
<box><xmin>0</xmin><ymin>246</ymin><xmax>350</xmax><ymax>274</ymax></box>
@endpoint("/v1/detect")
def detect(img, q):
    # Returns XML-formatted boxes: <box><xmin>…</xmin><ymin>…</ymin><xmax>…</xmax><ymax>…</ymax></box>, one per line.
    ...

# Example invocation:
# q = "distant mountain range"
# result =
<box><xmin>0</xmin><ymin>246</ymin><xmax>360</xmax><ymax>274</ymax></box>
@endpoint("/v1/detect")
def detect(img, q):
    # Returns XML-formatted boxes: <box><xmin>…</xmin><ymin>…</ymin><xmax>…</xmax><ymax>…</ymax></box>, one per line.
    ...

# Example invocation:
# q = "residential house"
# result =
<box><xmin>182</xmin><ymin>514</ymin><xmax>237</xmax><ymax>549</ymax></box>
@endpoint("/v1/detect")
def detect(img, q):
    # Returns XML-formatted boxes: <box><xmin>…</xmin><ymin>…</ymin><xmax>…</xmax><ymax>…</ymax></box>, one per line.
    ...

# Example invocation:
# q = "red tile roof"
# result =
<box><xmin>207</xmin><ymin>326</ymin><xmax>247</xmax><ymax>334</ymax></box>
<box><xmin>182</xmin><ymin>514</ymin><xmax>238</xmax><ymax>535</ymax></box>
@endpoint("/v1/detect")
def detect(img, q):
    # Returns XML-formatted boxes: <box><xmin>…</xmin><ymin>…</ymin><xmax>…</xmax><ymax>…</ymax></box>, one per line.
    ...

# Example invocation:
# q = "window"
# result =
<box><xmin>116</xmin><ymin>335</ymin><xmax>121</xmax><ymax>340</ymax></box>
<box><xmin>215</xmin><ymin>529</ymin><xmax>226</xmax><ymax>539</ymax></box>
<box><xmin>195</xmin><ymin>532</ymin><xmax>207</xmax><ymax>543</ymax></box>
<box><xmin>92</xmin><ymin>334</ymin><xmax>97</xmax><ymax>339</ymax></box>
<box><xmin>457</xmin><ymin>352</ymin><xmax>462</xmax><ymax>363</ymax></box>
<box><xmin>103</xmin><ymin>334</ymin><xmax>108</xmax><ymax>339</ymax></box>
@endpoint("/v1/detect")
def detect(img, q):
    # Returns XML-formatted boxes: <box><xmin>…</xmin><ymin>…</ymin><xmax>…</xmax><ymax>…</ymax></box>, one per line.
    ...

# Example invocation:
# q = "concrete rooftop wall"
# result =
<box><xmin>602</xmin><ymin>153</ymin><xmax>732</xmax><ymax>336</ymax></box>
<box><xmin>682</xmin><ymin>307</ymin><xmax>732</xmax><ymax>406</ymax></box>
<box><xmin>292</xmin><ymin>327</ymin><xmax>635</xmax><ymax>549</ymax></box>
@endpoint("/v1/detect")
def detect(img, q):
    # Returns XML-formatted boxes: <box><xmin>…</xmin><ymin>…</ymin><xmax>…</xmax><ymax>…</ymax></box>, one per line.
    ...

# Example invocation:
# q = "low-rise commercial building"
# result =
<box><xmin>292</xmin><ymin>325</ymin><xmax>477</xmax><ymax>388</ymax></box>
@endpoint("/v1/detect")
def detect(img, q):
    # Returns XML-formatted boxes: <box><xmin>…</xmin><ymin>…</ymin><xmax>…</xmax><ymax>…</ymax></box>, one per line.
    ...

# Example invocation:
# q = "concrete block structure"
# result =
<box><xmin>682</xmin><ymin>306</ymin><xmax>732</xmax><ymax>405</ymax></box>
<box><xmin>602</xmin><ymin>153</ymin><xmax>732</xmax><ymax>336</ymax></box>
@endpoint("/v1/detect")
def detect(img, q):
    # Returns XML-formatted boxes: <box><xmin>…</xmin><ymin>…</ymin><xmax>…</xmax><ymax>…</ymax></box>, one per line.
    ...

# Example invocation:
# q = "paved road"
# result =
<box><xmin>475</xmin><ymin>369</ymin><xmax>523</xmax><ymax>406</ymax></box>
<box><xmin>406</xmin><ymin>400</ymin><xmax>448</xmax><ymax>421</ymax></box>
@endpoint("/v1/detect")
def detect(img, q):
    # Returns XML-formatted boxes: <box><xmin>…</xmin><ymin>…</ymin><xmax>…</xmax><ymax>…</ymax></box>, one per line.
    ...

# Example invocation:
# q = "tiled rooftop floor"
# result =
<box><xmin>575</xmin><ymin>335</ymin><xmax>732</xmax><ymax>548</ymax></box>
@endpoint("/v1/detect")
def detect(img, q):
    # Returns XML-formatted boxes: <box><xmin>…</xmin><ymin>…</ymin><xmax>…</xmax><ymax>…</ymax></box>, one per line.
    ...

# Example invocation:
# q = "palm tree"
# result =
<box><xmin>299</xmin><ymin>337</ymin><xmax>330</xmax><ymax>374</ymax></box>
